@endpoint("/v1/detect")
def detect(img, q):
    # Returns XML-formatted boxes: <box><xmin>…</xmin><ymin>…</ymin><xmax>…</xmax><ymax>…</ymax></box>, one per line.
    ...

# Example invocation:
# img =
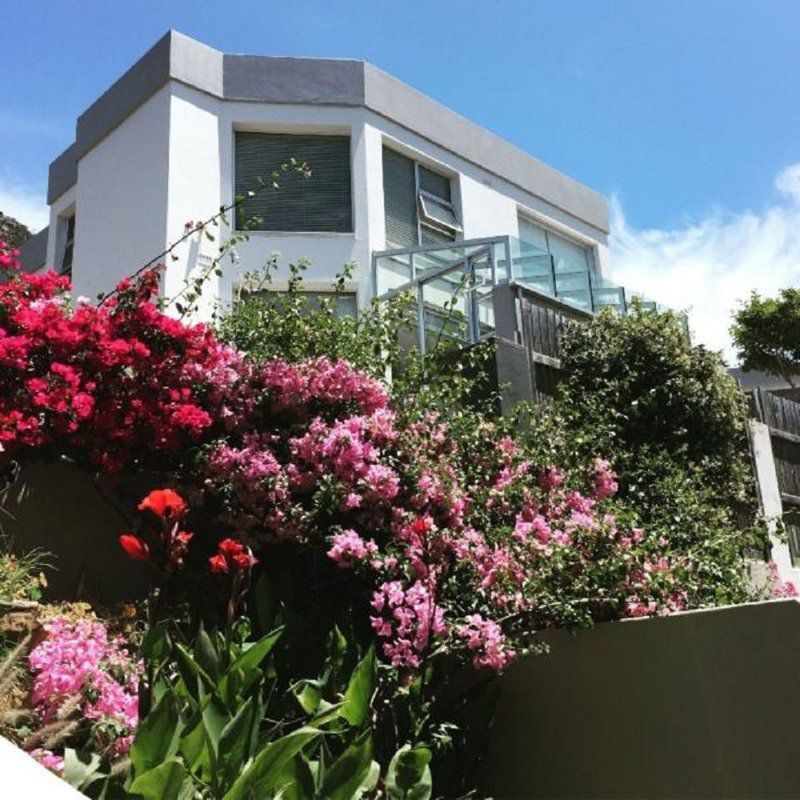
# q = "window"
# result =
<box><xmin>235</xmin><ymin>133</ymin><xmax>352</xmax><ymax>232</ymax></box>
<box><xmin>61</xmin><ymin>215</ymin><xmax>75</xmax><ymax>276</ymax></box>
<box><xmin>518</xmin><ymin>215</ymin><xmax>595</xmax><ymax>273</ymax></box>
<box><xmin>382</xmin><ymin>148</ymin><xmax>461</xmax><ymax>248</ymax></box>
<box><xmin>246</xmin><ymin>289</ymin><xmax>357</xmax><ymax>319</ymax></box>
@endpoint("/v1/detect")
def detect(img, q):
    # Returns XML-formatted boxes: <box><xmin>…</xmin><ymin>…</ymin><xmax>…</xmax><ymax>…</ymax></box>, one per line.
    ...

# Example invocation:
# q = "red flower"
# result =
<box><xmin>209</xmin><ymin>538</ymin><xmax>258</xmax><ymax>575</ymax></box>
<box><xmin>138</xmin><ymin>489</ymin><xmax>187</xmax><ymax>521</ymax></box>
<box><xmin>166</xmin><ymin>530</ymin><xmax>194</xmax><ymax>571</ymax></box>
<box><xmin>119</xmin><ymin>534</ymin><xmax>150</xmax><ymax>562</ymax></box>
<box><xmin>411</xmin><ymin>517</ymin><xmax>433</xmax><ymax>535</ymax></box>
<box><xmin>209</xmin><ymin>554</ymin><xmax>228</xmax><ymax>574</ymax></box>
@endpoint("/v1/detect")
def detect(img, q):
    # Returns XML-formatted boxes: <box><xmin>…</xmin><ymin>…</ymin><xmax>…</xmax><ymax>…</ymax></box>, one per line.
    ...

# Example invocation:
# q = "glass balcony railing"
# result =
<box><xmin>372</xmin><ymin>235</ymin><xmax>658</xmax><ymax>352</ymax></box>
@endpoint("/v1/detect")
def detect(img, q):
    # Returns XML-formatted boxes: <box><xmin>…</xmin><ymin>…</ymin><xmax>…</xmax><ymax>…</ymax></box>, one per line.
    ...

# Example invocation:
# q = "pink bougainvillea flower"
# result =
<box><xmin>137</xmin><ymin>488</ymin><xmax>187</xmax><ymax>520</ymax></box>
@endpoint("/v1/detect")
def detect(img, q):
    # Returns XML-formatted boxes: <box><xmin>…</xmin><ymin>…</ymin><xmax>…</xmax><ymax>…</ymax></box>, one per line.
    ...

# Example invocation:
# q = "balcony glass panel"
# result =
<box><xmin>373</xmin><ymin>235</ymin><xmax>661</xmax><ymax>353</ymax></box>
<box><xmin>375</xmin><ymin>250</ymin><xmax>413</xmax><ymax>296</ymax></box>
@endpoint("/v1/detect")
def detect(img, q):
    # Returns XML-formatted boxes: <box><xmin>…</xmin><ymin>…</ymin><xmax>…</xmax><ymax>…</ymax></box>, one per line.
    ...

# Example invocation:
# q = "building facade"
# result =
<box><xmin>22</xmin><ymin>30</ymin><xmax>616</xmax><ymax>323</ymax></box>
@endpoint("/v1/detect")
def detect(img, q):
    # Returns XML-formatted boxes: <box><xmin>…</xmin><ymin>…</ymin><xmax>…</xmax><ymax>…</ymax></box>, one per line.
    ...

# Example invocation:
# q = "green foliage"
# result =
<box><xmin>0</xmin><ymin>541</ymin><xmax>50</xmax><ymax>603</ymax></box>
<box><xmin>559</xmin><ymin>304</ymin><xmax>754</xmax><ymax>512</ymax></box>
<box><xmin>557</xmin><ymin>302</ymin><xmax>764</xmax><ymax>604</ymax></box>
<box><xmin>117</xmin><ymin>613</ymin><xmax>431</xmax><ymax>800</ymax></box>
<box><xmin>731</xmin><ymin>288</ymin><xmax>800</xmax><ymax>385</ymax></box>
<box><xmin>219</xmin><ymin>258</ymin><xmax>414</xmax><ymax>379</ymax></box>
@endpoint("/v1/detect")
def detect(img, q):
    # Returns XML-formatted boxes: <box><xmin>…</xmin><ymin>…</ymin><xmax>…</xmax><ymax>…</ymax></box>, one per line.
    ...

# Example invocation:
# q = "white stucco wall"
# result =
<box><xmin>162</xmin><ymin>84</ymin><xmax>374</xmax><ymax>316</ymax></box>
<box><xmin>71</xmin><ymin>87</ymin><xmax>171</xmax><ymax>301</ymax></box>
<box><xmin>51</xmin><ymin>80</ymin><xmax>609</xmax><ymax>312</ymax></box>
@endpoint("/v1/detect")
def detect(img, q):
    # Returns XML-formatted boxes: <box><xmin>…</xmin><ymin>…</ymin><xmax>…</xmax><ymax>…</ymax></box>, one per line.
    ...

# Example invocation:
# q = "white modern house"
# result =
<box><xmin>19</xmin><ymin>30</ymin><xmax>639</xmax><ymax>330</ymax></box>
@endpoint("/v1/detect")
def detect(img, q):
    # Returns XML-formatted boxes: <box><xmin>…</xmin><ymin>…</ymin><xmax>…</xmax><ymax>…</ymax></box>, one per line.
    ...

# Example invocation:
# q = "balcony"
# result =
<box><xmin>372</xmin><ymin>235</ymin><xmax>657</xmax><ymax>355</ymax></box>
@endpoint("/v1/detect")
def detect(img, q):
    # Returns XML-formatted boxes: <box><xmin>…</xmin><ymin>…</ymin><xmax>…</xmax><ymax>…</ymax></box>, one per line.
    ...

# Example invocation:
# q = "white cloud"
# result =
<box><xmin>610</xmin><ymin>163</ymin><xmax>800</xmax><ymax>364</ymax></box>
<box><xmin>0</xmin><ymin>176</ymin><xmax>48</xmax><ymax>234</ymax></box>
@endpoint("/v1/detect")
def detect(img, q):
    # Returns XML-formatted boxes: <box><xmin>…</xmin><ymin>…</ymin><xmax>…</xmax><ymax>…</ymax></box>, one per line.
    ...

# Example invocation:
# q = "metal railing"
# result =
<box><xmin>372</xmin><ymin>235</ymin><xmax>657</xmax><ymax>354</ymax></box>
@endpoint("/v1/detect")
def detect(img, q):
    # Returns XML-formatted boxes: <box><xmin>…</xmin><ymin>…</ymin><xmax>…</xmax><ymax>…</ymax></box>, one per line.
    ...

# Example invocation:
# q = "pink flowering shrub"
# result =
<box><xmin>768</xmin><ymin>561</ymin><xmax>799</xmax><ymax>598</ymax></box>
<box><xmin>0</xmin><ymin>239</ymin><xmax>729</xmax><ymax>684</ymax></box>
<box><xmin>0</xmin><ymin>244</ymin><xmax>233</xmax><ymax>473</ymax></box>
<box><xmin>198</xmin><ymin>368</ymin><xmax>684</xmax><ymax>673</ymax></box>
<box><xmin>28</xmin><ymin>616</ymin><xmax>140</xmax><ymax>756</ymax></box>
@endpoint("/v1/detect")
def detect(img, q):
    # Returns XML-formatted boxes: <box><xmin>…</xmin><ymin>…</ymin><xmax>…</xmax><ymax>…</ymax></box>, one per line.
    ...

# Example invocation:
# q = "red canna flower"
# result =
<box><xmin>209</xmin><ymin>538</ymin><xmax>258</xmax><ymax>575</ymax></box>
<box><xmin>209</xmin><ymin>554</ymin><xmax>228</xmax><ymax>574</ymax></box>
<box><xmin>138</xmin><ymin>489</ymin><xmax>187</xmax><ymax>521</ymax></box>
<box><xmin>119</xmin><ymin>534</ymin><xmax>150</xmax><ymax>562</ymax></box>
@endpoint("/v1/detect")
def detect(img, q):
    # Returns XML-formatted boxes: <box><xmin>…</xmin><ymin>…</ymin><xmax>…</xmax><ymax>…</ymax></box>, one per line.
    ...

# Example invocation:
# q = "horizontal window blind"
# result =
<box><xmin>382</xmin><ymin>148</ymin><xmax>417</xmax><ymax>247</ymax></box>
<box><xmin>235</xmin><ymin>133</ymin><xmax>352</xmax><ymax>232</ymax></box>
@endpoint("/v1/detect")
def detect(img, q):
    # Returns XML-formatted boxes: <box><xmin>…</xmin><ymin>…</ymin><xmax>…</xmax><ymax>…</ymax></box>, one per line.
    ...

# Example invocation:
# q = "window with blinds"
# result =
<box><xmin>382</xmin><ymin>147</ymin><xmax>460</xmax><ymax>247</ymax></box>
<box><xmin>235</xmin><ymin>133</ymin><xmax>353</xmax><ymax>232</ymax></box>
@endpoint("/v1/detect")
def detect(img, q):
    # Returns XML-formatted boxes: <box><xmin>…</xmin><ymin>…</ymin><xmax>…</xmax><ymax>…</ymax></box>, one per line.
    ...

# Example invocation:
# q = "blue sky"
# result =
<box><xmin>3</xmin><ymin>0</ymin><xmax>800</xmax><ymax>356</ymax></box>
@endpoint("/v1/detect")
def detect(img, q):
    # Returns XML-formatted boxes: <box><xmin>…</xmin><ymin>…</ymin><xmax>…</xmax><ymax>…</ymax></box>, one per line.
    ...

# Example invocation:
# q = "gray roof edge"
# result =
<box><xmin>363</xmin><ymin>63</ymin><xmax>608</xmax><ymax>233</ymax></box>
<box><xmin>46</xmin><ymin>31</ymin><xmax>609</xmax><ymax>233</ymax></box>
<box><xmin>75</xmin><ymin>30</ymin><xmax>175</xmax><ymax>157</ymax></box>
<box><xmin>19</xmin><ymin>226</ymin><xmax>49</xmax><ymax>272</ymax></box>
<box><xmin>48</xmin><ymin>142</ymin><xmax>79</xmax><ymax>204</ymax></box>
<box><xmin>223</xmin><ymin>54</ymin><xmax>365</xmax><ymax>105</ymax></box>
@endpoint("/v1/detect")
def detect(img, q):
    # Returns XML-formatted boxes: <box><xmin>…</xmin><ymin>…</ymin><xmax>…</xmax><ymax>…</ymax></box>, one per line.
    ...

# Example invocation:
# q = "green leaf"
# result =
<box><xmin>269</xmin><ymin>753</ymin><xmax>316</xmax><ymax>800</ymax></box>
<box><xmin>318</xmin><ymin>732</ymin><xmax>375</xmax><ymax>800</ymax></box>
<box><xmin>140</xmin><ymin>623</ymin><xmax>172</xmax><ymax>667</ymax></box>
<box><xmin>291</xmin><ymin>678</ymin><xmax>324</xmax><ymax>715</ymax></box>
<box><xmin>223</xmin><ymin>727</ymin><xmax>323</xmax><ymax>800</ymax></box>
<box><xmin>218</xmin><ymin>696</ymin><xmax>255</xmax><ymax>779</ymax></box>
<box><xmin>385</xmin><ymin>745</ymin><xmax>433</xmax><ymax>800</ymax></box>
<box><xmin>229</xmin><ymin>628</ymin><xmax>282</xmax><ymax>676</ymax></box>
<box><xmin>62</xmin><ymin>748</ymin><xmax>103</xmax><ymax>790</ymax></box>
<box><xmin>178</xmin><ymin>716</ymin><xmax>207</xmax><ymax>774</ymax></box>
<box><xmin>130</xmin><ymin>693</ymin><xmax>183</xmax><ymax>776</ymax></box>
<box><xmin>340</xmin><ymin>646</ymin><xmax>375</xmax><ymax>727</ymax></box>
<box><xmin>201</xmin><ymin>695</ymin><xmax>229</xmax><ymax>758</ymax></box>
<box><xmin>194</xmin><ymin>625</ymin><xmax>220</xmax><ymax>681</ymax></box>
<box><xmin>175</xmin><ymin>643</ymin><xmax>213</xmax><ymax>693</ymax></box>
<box><xmin>129</xmin><ymin>757</ymin><xmax>191</xmax><ymax>800</ymax></box>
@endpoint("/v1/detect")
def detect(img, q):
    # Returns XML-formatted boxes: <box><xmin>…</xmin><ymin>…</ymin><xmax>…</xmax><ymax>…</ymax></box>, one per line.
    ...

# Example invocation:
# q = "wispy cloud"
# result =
<box><xmin>610</xmin><ymin>164</ymin><xmax>800</xmax><ymax>364</ymax></box>
<box><xmin>0</xmin><ymin>175</ymin><xmax>48</xmax><ymax>234</ymax></box>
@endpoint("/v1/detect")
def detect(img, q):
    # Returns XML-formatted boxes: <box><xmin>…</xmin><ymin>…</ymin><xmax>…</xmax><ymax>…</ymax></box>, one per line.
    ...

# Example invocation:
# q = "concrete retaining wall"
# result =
<box><xmin>2</xmin><ymin>460</ymin><xmax>150</xmax><ymax>601</ymax></box>
<box><xmin>481</xmin><ymin>599</ymin><xmax>800</xmax><ymax>799</ymax></box>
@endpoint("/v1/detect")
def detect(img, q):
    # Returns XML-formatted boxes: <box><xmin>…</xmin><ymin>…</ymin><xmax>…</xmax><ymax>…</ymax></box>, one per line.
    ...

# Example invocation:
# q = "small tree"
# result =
<box><xmin>731</xmin><ymin>289</ymin><xmax>800</xmax><ymax>387</ymax></box>
<box><xmin>557</xmin><ymin>303</ymin><xmax>763</xmax><ymax>586</ymax></box>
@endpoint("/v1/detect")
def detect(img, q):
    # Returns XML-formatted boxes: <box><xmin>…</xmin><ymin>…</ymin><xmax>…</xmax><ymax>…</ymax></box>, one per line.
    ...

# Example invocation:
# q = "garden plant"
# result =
<box><xmin>0</xmin><ymin>227</ymin><xmax>787</xmax><ymax>797</ymax></box>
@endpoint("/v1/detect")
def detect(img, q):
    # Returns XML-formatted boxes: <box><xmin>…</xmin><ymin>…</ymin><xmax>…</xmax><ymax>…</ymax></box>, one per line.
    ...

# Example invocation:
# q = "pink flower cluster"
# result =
<box><xmin>458</xmin><ymin>614</ymin><xmax>517</xmax><ymax>672</ymax></box>
<box><xmin>327</xmin><ymin>529</ymin><xmax>378</xmax><ymax>568</ymax></box>
<box><xmin>201</xmin><ymin>369</ymin><xmax>399</xmax><ymax>539</ymax></box>
<box><xmin>370</xmin><ymin>580</ymin><xmax>446</xmax><ymax>669</ymax></box>
<box><xmin>28</xmin><ymin>616</ymin><xmax>140</xmax><ymax>755</ymax></box>
<box><xmin>29</xmin><ymin>748</ymin><xmax>65</xmax><ymax>774</ymax></box>
<box><xmin>593</xmin><ymin>458</ymin><xmax>619</xmax><ymax>500</ymax></box>
<box><xmin>768</xmin><ymin>561</ymin><xmax>799</xmax><ymax>598</ymax></box>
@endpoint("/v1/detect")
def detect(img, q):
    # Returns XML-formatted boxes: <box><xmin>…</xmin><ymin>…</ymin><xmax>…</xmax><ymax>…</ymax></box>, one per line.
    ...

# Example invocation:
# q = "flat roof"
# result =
<box><xmin>48</xmin><ymin>30</ymin><xmax>609</xmax><ymax>234</ymax></box>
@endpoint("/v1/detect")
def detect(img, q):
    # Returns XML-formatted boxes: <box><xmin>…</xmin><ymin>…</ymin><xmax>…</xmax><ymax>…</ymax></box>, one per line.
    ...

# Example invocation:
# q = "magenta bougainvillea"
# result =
<box><xmin>0</xmin><ymin>244</ymin><xmax>228</xmax><ymax>473</ymax></box>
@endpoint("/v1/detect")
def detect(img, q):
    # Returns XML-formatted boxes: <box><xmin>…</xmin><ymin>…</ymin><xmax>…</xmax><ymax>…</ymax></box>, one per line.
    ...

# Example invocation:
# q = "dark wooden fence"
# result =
<box><xmin>516</xmin><ymin>285</ymin><xmax>591</xmax><ymax>404</ymax></box>
<box><xmin>758</xmin><ymin>390</ymin><xmax>800</xmax><ymax>439</ymax></box>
